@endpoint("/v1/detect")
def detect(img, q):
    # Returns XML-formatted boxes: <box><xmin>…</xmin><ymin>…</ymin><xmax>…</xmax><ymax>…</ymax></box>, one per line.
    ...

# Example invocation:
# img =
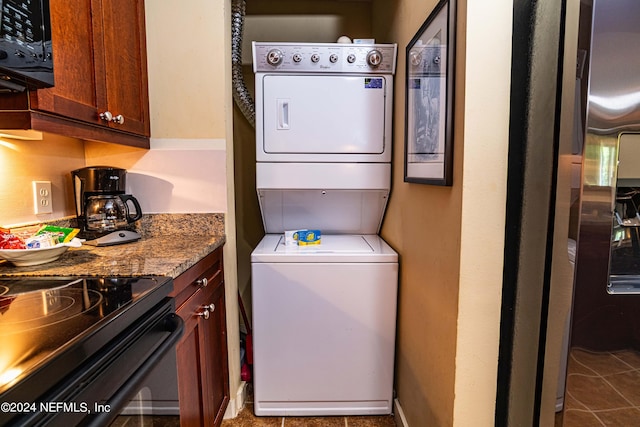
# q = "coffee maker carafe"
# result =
<box><xmin>72</xmin><ymin>166</ymin><xmax>142</xmax><ymax>246</ymax></box>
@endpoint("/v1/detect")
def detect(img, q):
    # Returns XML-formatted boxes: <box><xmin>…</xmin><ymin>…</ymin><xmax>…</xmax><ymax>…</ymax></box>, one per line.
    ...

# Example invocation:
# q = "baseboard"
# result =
<box><xmin>223</xmin><ymin>381</ymin><xmax>248</xmax><ymax>419</ymax></box>
<box><xmin>394</xmin><ymin>398</ymin><xmax>410</xmax><ymax>427</ymax></box>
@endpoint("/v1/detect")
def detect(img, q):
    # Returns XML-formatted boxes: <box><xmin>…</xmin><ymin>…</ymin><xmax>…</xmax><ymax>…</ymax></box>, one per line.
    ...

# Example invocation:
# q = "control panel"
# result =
<box><xmin>252</xmin><ymin>42</ymin><xmax>397</xmax><ymax>74</ymax></box>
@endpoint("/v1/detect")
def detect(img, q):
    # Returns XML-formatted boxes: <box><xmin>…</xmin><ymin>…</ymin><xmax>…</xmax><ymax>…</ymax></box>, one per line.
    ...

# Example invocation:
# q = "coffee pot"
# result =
<box><xmin>71</xmin><ymin>166</ymin><xmax>143</xmax><ymax>246</ymax></box>
<box><xmin>85</xmin><ymin>194</ymin><xmax>142</xmax><ymax>232</ymax></box>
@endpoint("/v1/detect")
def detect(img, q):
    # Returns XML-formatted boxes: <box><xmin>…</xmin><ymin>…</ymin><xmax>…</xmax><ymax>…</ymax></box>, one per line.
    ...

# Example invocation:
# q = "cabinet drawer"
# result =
<box><xmin>170</xmin><ymin>248</ymin><xmax>223</xmax><ymax>308</ymax></box>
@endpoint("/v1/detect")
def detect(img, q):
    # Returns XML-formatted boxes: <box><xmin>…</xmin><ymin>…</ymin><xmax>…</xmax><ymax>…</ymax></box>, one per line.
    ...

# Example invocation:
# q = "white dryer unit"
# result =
<box><xmin>253</xmin><ymin>42</ymin><xmax>396</xmax><ymax>164</ymax></box>
<box><xmin>251</xmin><ymin>42</ymin><xmax>398</xmax><ymax>416</ymax></box>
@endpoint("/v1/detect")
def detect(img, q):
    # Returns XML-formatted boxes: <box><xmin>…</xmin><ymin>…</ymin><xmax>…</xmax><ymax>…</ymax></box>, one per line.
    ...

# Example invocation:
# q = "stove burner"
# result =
<box><xmin>0</xmin><ymin>289</ymin><xmax>103</xmax><ymax>332</ymax></box>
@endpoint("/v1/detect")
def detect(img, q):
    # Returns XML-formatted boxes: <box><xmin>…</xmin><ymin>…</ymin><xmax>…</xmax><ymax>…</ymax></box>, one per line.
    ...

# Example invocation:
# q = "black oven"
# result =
<box><xmin>0</xmin><ymin>0</ymin><xmax>54</xmax><ymax>91</ymax></box>
<box><xmin>0</xmin><ymin>275</ymin><xmax>183</xmax><ymax>426</ymax></box>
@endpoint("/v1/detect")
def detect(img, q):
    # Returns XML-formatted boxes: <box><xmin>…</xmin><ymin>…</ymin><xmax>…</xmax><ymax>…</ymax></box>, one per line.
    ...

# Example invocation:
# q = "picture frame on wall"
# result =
<box><xmin>404</xmin><ymin>0</ymin><xmax>456</xmax><ymax>186</ymax></box>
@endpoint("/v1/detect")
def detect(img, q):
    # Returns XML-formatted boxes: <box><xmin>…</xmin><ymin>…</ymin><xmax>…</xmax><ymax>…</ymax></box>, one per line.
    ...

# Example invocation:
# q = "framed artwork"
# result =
<box><xmin>404</xmin><ymin>0</ymin><xmax>456</xmax><ymax>185</ymax></box>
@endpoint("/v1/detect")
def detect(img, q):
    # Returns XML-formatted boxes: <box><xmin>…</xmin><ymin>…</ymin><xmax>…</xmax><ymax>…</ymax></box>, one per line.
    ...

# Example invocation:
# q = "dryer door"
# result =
<box><xmin>260</xmin><ymin>74</ymin><xmax>388</xmax><ymax>155</ymax></box>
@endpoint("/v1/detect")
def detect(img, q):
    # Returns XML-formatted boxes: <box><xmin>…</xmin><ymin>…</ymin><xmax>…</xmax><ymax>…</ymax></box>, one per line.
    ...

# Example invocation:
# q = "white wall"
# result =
<box><xmin>84</xmin><ymin>139</ymin><xmax>227</xmax><ymax>214</ymax></box>
<box><xmin>454</xmin><ymin>0</ymin><xmax>511</xmax><ymax>425</ymax></box>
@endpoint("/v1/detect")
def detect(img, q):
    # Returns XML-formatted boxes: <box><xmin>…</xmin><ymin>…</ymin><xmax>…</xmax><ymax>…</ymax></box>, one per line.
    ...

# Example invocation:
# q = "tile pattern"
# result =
<box><xmin>221</xmin><ymin>387</ymin><xmax>397</xmax><ymax>427</ymax></box>
<box><xmin>110</xmin><ymin>415</ymin><xmax>180</xmax><ymax>426</ymax></box>
<box><xmin>560</xmin><ymin>348</ymin><xmax>640</xmax><ymax>426</ymax></box>
<box><xmin>112</xmin><ymin>389</ymin><xmax>397</xmax><ymax>427</ymax></box>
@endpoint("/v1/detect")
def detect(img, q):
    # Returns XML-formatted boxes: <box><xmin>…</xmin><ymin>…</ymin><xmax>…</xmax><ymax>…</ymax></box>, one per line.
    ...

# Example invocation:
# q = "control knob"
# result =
<box><xmin>310</xmin><ymin>53</ymin><xmax>320</xmax><ymax>63</ymax></box>
<box><xmin>266</xmin><ymin>49</ymin><xmax>283</xmax><ymax>66</ymax></box>
<box><xmin>366</xmin><ymin>49</ymin><xmax>383</xmax><ymax>68</ymax></box>
<box><xmin>347</xmin><ymin>54</ymin><xmax>356</xmax><ymax>64</ymax></box>
<box><xmin>329</xmin><ymin>54</ymin><xmax>339</xmax><ymax>63</ymax></box>
<box><xmin>409</xmin><ymin>49</ymin><xmax>422</xmax><ymax>67</ymax></box>
<box><xmin>292</xmin><ymin>53</ymin><xmax>302</xmax><ymax>63</ymax></box>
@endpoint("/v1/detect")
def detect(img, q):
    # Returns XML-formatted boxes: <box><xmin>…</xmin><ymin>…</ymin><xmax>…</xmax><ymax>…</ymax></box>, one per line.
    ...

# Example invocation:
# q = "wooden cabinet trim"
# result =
<box><xmin>30</xmin><ymin>112</ymin><xmax>150</xmax><ymax>149</ymax></box>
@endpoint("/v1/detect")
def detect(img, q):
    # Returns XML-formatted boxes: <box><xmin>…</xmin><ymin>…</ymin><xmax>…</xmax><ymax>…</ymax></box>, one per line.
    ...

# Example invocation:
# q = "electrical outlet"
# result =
<box><xmin>33</xmin><ymin>181</ymin><xmax>53</xmax><ymax>214</ymax></box>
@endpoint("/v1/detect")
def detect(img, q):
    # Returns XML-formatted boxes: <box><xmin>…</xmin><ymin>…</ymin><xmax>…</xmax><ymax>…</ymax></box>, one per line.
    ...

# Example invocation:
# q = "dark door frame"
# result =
<box><xmin>495</xmin><ymin>0</ymin><xmax>568</xmax><ymax>425</ymax></box>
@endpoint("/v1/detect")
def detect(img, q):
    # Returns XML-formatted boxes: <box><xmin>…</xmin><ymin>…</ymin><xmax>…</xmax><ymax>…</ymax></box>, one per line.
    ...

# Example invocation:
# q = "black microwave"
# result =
<box><xmin>0</xmin><ymin>0</ymin><xmax>53</xmax><ymax>92</ymax></box>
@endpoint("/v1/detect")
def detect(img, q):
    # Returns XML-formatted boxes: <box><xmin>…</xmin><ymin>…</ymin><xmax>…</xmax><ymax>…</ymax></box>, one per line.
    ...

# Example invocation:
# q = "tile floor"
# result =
<box><xmin>119</xmin><ymin>348</ymin><xmax>640</xmax><ymax>427</ymax></box>
<box><xmin>112</xmin><ymin>385</ymin><xmax>395</xmax><ymax>426</ymax></box>
<box><xmin>110</xmin><ymin>414</ymin><xmax>180</xmax><ymax>426</ymax></box>
<box><xmin>558</xmin><ymin>348</ymin><xmax>640</xmax><ymax>426</ymax></box>
<box><xmin>221</xmin><ymin>385</ymin><xmax>397</xmax><ymax>427</ymax></box>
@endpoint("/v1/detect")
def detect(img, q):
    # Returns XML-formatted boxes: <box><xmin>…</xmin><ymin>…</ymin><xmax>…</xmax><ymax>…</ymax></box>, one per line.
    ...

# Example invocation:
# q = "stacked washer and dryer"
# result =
<box><xmin>250</xmin><ymin>41</ymin><xmax>399</xmax><ymax>416</ymax></box>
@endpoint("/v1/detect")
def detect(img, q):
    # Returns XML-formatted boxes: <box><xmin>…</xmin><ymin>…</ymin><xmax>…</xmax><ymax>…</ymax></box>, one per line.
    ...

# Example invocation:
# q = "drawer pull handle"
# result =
<box><xmin>196</xmin><ymin>277</ymin><xmax>208</xmax><ymax>287</ymax></box>
<box><xmin>111</xmin><ymin>114</ymin><xmax>125</xmax><ymax>125</ymax></box>
<box><xmin>196</xmin><ymin>303</ymin><xmax>215</xmax><ymax>320</ymax></box>
<box><xmin>99</xmin><ymin>111</ymin><xmax>113</xmax><ymax>121</ymax></box>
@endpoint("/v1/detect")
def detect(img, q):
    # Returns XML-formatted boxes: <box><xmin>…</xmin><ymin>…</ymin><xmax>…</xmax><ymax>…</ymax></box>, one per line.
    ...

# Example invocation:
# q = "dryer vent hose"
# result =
<box><xmin>231</xmin><ymin>0</ymin><xmax>255</xmax><ymax>128</ymax></box>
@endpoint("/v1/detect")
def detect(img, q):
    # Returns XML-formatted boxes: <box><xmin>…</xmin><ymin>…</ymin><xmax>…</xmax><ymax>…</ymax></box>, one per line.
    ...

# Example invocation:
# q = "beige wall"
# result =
<box><xmin>145</xmin><ymin>0</ymin><xmax>226</xmax><ymax>138</ymax></box>
<box><xmin>0</xmin><ymin>134</ymin><xmax>85</xmax><ymax>227</ymax></box>
<box><xmin>377</xmin><ymin>2</ymin><xmax>461</xmax><ymax>423</ymax></box>
<box><xmin>245</xmin><ymin>0</ymin><xmax>372</xmax><ymax>40</ymax></box>
<box><xmin>376</xmin><ymin>0</ymin><xmax>511</xmax><ymax>425</ymax></box>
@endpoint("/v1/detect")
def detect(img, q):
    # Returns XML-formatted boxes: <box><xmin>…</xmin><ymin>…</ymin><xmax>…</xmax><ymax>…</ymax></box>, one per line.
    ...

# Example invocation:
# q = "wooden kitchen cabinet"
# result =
<box><xmin>0</xmin><ymin>0</ymin><xmax>150</xmax><ymax>148</ymax></box>
<box><xmin>172</xmin><ymin>248</ymin><xmax>230</xmax><ymax>427</ymax></box>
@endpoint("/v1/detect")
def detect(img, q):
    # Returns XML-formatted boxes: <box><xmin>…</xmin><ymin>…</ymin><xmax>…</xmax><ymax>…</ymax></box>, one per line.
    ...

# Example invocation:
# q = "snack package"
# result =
<box><xmin>25</xmin><ymin>233</ymin><xmax>58</xmax><ymax>249</ymax></box>
<box><xmin>0</xmin><ymin>228</ymin><xmax>26</xmax><ymax>249</ymax></box>
<box><xmin>297</xmin><ymin>229</ymin><xmax>321</xmax><ymax>246</ymax></box>
<box><xmin>284</xmin><ymin>230</ymin><xmax>300</xmax><ymax>246</ymax></box>
<box><xmin>10</xmin><ymin>224</ymin><xmax>43</xmax><ymax>242</ymax></box>
<box><xmin>35</xmin><ymin>225</ymin><xmax>79</xmax><ymax>244</ymax></box>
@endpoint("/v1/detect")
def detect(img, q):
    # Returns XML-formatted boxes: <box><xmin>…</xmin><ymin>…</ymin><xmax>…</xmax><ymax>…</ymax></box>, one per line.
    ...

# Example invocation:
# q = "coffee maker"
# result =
<box><xmin>72</xmin><ymin>166</ymin><xmax>143</xmax><ymax>246</ymax></box>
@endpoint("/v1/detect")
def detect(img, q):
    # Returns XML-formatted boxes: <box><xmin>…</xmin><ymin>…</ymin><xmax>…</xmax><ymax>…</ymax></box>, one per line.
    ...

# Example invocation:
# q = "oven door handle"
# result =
<box><xmin>84</xmin><ymin>312</ymin><xmax>184</xmax><ymax>427</ymax></box>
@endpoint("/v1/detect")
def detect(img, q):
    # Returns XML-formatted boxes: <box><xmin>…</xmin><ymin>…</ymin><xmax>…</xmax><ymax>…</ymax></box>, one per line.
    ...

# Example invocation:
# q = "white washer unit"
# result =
<box><xmin>251</xmin><ymin>42</ymin><xmax>398</xmax><ymax>417</ymax></box>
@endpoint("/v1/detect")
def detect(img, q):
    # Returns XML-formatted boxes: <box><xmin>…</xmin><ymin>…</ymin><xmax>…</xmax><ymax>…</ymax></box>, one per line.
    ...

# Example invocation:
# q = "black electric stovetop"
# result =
<box><xmin>0</xmin><ymin>276</ymin><xmax>173</xmax><ymax>400</ymax></box>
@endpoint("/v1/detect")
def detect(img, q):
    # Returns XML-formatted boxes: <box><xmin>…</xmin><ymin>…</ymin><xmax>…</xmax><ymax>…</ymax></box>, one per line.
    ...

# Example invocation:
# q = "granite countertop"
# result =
<box><xmin>0</xmin><ymin>214</ymin><xmax>225</xmax><ymax>279</ymax></box>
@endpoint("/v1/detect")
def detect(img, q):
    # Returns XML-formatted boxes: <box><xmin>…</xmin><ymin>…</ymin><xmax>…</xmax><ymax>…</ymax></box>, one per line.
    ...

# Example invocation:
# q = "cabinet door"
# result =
<box><xmin>176</xmin><ymin>288</ymin><xmax>213</xmax><ymax>427</ymax></box>
<box><xmin>33</xmin><ymin>0</ymin><xmax>103</xmax><ymax>124</ymax></box>
<box><xmin>100</xmin><ymin>0</ymin><xmax>150</xmax><ymax>136</ymax></box>
<box><xmin>175</xmin><ymin>281</ymin><xmax>228</xmax><ymax>427</ymax></box>
<box><xmin>204</xmin><ymin>282</ymin><xmax>229</xmax><ymax>427</ymax></box>
<box><xmin>31</xmin><ymin>0</ymin><xmax>149</xmax><ymax>137</ymax></box>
